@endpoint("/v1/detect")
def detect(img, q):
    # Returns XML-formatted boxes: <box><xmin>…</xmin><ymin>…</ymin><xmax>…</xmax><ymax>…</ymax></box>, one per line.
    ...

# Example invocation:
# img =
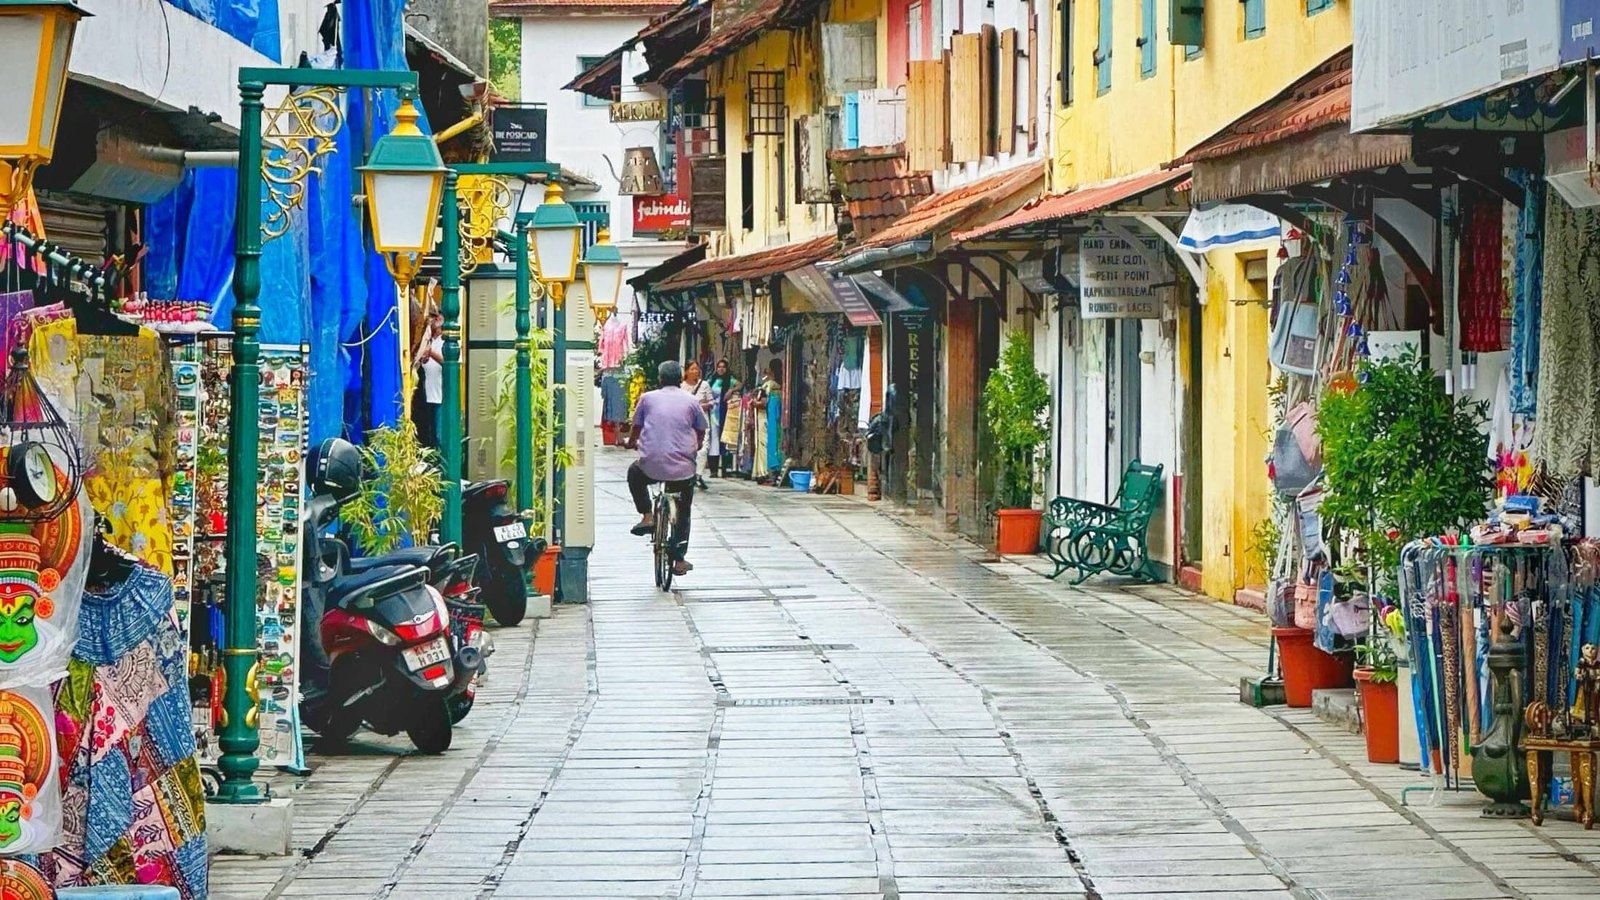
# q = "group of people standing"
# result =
<box><xmin>679</xmin><ymin>358</ymin><xmax>784</xmax><ymax>484</ymax></box>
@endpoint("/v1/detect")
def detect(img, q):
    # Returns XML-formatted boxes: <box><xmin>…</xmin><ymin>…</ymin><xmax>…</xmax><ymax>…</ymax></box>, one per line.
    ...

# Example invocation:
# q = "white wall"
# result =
<box><xmin>73</xmin><ymin>0</ymin><xmax>323</xmax><ymax>131</ymax></box>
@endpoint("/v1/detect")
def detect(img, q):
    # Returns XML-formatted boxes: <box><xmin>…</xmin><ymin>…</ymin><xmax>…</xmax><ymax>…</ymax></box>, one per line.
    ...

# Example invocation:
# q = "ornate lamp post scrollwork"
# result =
<box><xmin>260</xmin><ymin>86</ymin><xmax>343</xmax><ymax>241</ymax></box>
<box><xmin>456</xmin><ymin>174</ymin><xmax>513</xmax><ymax>278</ymax></box>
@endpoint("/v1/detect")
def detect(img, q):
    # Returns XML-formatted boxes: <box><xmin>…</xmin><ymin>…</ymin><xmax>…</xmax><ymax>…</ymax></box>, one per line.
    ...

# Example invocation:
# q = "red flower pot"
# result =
<box><xmin>1355</xmin><ymin>667</ymin><xmax>1400</xmax><ymax>764</ymax></box>
<box><xmin>1273</xmin><ymin>626</ymin><xmax>1353</xmax><ymax>708</ymax></box>
<box><xmin>995</xmin><ymin>508</ymin><xmax>1043</xmax><ymax>555</ymax></box>
<box><xmin>534</xmin><ymin>544</ymin><xmax>560</xmax><ymax>597</ymax></box>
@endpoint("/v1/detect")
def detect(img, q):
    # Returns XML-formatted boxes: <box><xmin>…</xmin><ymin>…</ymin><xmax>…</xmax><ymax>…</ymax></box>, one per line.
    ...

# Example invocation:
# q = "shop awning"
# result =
<box><xmin>829</xmin><ymin>162</ymin><xmax>1045</xmax><ymax>273</ymax></box>
<box><xmin>656</xmin><ymin>0</ymin><xmax>826</xmax><ymax>87</ymax></box>
<box><xmin>952</xmin><ymin>167</ymin><xmax>1191</xmax><ymax>243</ymax></box>
<box><xmin>629</xmin><ymin>242</ymin><xmax>706</xmax><ymax>290</ymax></box>
<box><xmin>653</xmin><ymin>235</ymin><xmax>837</xmax><ymax>291</ymax></box>
<box><xmin>1172</xmin><ymin>47</ymin><xmax>1413</xmax><ymax>204</ymax></box>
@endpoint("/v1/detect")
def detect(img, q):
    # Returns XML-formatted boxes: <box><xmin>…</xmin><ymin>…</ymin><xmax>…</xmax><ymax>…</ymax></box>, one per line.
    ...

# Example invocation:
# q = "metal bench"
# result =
<box><xmin>1043</xmin><ymin>460</ymin><xmax>1165</xmax><ymax>584</ymax></box>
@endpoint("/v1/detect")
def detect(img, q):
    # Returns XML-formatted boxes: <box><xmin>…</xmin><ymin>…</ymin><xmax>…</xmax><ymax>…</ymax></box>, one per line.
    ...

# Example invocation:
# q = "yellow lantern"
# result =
<box><xmin>0</xmin><ymin>0</ymin><xmax>89</xmax><ymax>215</ymax></box>
<box><xmin>359</xmin><ymin>97</ymin><xmax>447</xmax><ymax>255</ymax></box>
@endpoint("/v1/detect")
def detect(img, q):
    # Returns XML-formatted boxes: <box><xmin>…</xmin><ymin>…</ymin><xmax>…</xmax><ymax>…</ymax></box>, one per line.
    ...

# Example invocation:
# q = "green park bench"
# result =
<box><xmin>1043</xmin><ymin>460</ymin><xmax>1165</xmax><ymax>584</ymax></box>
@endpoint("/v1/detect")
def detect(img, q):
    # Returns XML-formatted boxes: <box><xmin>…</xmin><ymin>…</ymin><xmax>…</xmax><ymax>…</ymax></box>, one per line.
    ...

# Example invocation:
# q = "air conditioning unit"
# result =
<box><xmin>1546</xmin><ymin>126</ymin><xmax>1600</xmax><ymax>209</ymax></box>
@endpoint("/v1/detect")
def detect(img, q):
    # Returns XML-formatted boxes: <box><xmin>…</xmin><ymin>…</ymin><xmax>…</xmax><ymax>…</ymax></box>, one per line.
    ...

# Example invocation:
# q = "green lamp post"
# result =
<box><xmin>526</xmin><ymin>183</ymin><xmax>582</xmax><ymax>560</ymax></box>
<box><xmin>220</xmin><ymin>68</ymin><xmax>434</xmax><ymax>804</ymax></box>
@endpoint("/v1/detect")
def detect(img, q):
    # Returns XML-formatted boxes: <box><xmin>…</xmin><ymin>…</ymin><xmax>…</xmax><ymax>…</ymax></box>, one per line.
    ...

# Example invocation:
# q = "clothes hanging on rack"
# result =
<box><xmin>1533</xmin><ymin>193</ymin><xmax>1600</xmax><ymax>478</ymax></box>
<box><xmin>1459</xmin><ymin>196</ymin><xmax>1508</xmax><ymax>352</ymax></box>
<box><xmin>599</xmin><ymin>317</ymin><xmax>631</xmax><ymax>370</ymax></box>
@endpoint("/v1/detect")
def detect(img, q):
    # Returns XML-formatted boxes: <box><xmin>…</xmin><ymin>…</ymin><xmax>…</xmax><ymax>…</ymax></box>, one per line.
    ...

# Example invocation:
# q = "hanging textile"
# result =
<box><xmin>41</xmin><ymin>565</ymin><xmax>207</xmax><ymax>898</ymax></box>
<box><xmin>28</xmin><ymin>322</ymin><xmax>176</xmax><ymax>575</ymax></box>
<box><xmin>1532</xmin><ymin>193</ymin><xmax>1600</xmax><ymax>478</ymax></box>
<box><xmin>1509</xmin><ymin>172</ymin><xmax>1544</xmax><ymax>416</ymax></box>
<box><xmin>1458</xmin><ymin>195</ymin><xmax>1507</xmax><ymax>352</ymax></box>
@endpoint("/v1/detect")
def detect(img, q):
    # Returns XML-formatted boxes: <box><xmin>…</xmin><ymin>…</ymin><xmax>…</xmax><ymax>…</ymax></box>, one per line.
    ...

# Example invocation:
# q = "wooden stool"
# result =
<box><xmin>1524</xmin><ymin>736</ymin><xmax>1600</xmax><ymax>828</ymax></box>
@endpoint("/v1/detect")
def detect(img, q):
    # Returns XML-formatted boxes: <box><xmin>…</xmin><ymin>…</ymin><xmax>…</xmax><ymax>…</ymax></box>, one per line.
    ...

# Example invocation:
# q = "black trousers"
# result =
<box><xmin>627</xmin><ymin>461</ymin><xmax>695</xmax><ymax>560</ymax></box>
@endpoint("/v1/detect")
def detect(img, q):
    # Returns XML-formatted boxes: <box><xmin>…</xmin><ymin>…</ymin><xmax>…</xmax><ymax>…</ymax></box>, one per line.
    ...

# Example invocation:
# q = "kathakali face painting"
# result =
<box><xmin>0</xmin><ymin>859</ymin><xmax>52</xmax><ymax>900</ymax></box>
<box><xmin>0</xmin><ymin>694</ymin><xmax>50</xmax><ymax>851</ymax></box>
<box><xmin>0</xmin><ymin>531</ymin><xmax>49</xmax><ymax>665</ymax></box>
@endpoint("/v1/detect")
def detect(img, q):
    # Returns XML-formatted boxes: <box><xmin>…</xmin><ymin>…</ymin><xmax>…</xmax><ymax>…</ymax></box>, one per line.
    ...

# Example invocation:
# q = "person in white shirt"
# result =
<box><xmin>414</xmin><ymin>312</ymin><xmax>443</xmax><ymax>448</ymax></box>
<box><xmin>681</xmin><ymin>360</ymin><xmax>714</xmax><ymax>489</ymax></box>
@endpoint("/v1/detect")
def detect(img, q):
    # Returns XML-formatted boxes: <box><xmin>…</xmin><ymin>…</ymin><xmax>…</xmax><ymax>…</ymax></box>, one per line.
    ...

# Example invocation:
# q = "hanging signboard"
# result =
<box><xmin>1564</xmin><ymin>0</ymin><xmax>1600</xmax><ymax>61</ymax></box>
<box><xmin>1078</xmin><ymin>232</ymin><xmax>1163</xmax><ymax>319</ymax></box>
<box><xmin>610</xmin><ymin>99</ymin><xmax>667</xmax><ymax>122</ymax></box>
<box><xmin>633</xmin><ymin>195</ymin><xmax>690</xmax><ymax>235</ymax></box>
<box><xmin>490</xmin><ymin>106</ymin><xmax>548</xmax><ymax>163</ymax></box>
<box><xmin>828</xmin><ymin>273</ymin><xmax>881</xmax><ymax>326</ymax></box>
<box><xmin>1352</xmin><ymin>0</ymin><xmax>1562</xmax><ymax>130</ymax></box>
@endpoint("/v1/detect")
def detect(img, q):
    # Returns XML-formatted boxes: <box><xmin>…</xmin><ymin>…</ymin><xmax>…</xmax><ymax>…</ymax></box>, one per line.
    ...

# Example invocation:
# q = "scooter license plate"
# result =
<box><xmin>403</xmin><ymin>637</ymin><xmax>451</xmax><ymax>671</ymax></box>
<box><xmin>493</xmin><ymin>522</ymin><xmax>527</xmax><ymax>542</ymax></box>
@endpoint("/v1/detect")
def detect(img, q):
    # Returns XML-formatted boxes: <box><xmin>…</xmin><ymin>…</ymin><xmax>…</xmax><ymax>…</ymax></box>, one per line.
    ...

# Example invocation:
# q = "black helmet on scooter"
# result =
<box><xmin>309</xmin><ymin>438</ymin><xmax>362</xmax><ymax>505</ymax></box>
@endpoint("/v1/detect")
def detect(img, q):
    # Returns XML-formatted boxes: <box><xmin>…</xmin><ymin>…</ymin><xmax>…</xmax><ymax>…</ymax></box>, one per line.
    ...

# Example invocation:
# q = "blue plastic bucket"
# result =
<box><xmin>790</xmin><ymin>470</ymin><xmax>813</xmax><ymax>493</ymax></box>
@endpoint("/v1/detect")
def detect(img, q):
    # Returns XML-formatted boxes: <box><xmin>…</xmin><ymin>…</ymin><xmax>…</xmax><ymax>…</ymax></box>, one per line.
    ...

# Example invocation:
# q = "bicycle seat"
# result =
<box><xmin>326</xmin><ymin>565</ymin><xmax>429</xmax><ymax>610</ymax></box>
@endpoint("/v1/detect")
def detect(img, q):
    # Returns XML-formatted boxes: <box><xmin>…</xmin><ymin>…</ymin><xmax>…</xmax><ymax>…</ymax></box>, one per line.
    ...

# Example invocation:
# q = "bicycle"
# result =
<box><xmin>650</xmin><ymin>484</ymin><xmax>684</xmax><ymax>590</ymax></box>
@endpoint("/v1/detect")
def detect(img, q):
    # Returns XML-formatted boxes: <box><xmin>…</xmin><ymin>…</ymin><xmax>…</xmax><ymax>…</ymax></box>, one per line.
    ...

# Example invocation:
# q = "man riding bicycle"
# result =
<box><xmin>625</xmin><ymin>361</ymin><xmax>708</xmax><ymax>576</ymax></box>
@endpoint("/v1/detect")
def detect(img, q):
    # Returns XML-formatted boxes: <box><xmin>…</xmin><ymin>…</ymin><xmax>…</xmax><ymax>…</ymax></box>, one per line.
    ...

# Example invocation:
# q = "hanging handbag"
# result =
<box><xmin>1269</xmin><ymin>255</ymin><xmax>1320</xmax><ymax>376</ymax></box>
<box><xmin>1271</xmin><ymin>402</ymin><xmax>1322</xmax><ymax>496</ymax></box>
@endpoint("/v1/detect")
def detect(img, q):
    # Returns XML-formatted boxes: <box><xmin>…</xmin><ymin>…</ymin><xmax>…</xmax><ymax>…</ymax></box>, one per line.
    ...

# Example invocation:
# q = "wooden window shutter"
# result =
<box><xmin>998</xmin><ymin>28</ymin><xmax>1018</xmax><ymax>155</ymax></box>
<box><xmin>981</xmin><ymin>25</ymin><xmax>997</xmax><ymax>158</ymax></box>
<box><xmin>794</xmin><ymin>114</ymin><xmax>831</xmax><ymax>204</ymax></box>
<box><xmin>823</xmin><ymin>22</ymin><xmax>878</xmax><ymax>100</ymax></box>
<box><xmin>689</xmin><ymin>156</ymin><xmax>727</xmax><ymax>231</ymax></box>
<box><xmin>949</xmin><ymin>34</ymin><xmax>983</xmax><ymax>163</ymax></box>
<box><xmin>906</xmin><ymin>57</ymin><xmax>948</xmax><ymax>171</ymax></box>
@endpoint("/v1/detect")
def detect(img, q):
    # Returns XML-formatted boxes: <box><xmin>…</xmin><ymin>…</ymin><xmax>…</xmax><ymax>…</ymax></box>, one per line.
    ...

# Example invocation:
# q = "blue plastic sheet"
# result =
<box><xmin>163</xmin><ymin>0</ymin><xmax>282</xmax><ymax>61</ymax></box>
<box><xmin>143</xmin><ymin>168</ymin><xmax>238</xmax><ymax>306</ymax></box>
<box><xmin>339</xmin><ymin>0</ymin><xmax>434</xmax><ymax>437</ymax></box>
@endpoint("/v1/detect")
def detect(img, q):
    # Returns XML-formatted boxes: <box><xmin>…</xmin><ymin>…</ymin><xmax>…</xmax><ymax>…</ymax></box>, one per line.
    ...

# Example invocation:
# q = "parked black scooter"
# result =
<box><xmin>300</xmin><ymin>440</ymin><xmax>484</xmax><ymax>753</ymax></box>
<box><xmin>461</xmin><ymin>479</ymin><xmax>545</xmax><ymax>625</ymax></box>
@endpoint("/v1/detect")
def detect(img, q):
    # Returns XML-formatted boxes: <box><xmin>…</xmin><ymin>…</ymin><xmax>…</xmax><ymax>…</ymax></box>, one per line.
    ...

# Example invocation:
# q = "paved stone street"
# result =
<box><xmin>211</xmin><ymin>449</ymin><xmax>1600</xmax><ymax>900</ymax></box>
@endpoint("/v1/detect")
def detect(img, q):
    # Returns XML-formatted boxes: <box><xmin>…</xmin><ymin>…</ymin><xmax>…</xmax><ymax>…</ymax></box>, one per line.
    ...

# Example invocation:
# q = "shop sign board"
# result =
<box><xmin>490</xmin><ymin>106</ymin><xmax>548</xmax><ymax>163</ymax></box>
<box><xmin>1563</xmin><ymin>0</ymin><xmax>1600</xmax><ymax>62</ymax></box>
<box><xmin>827</xmin><ymin>273</ymin><xmax>880</xmax><ymax>326</ymax></box>
<box><xmin>1352</xmin><ymin>0</ymin><xmax>1562</xmax><ymax>131</ymax></box>
<box><xmin>633</xmin><ymin>194</ymin><xmax>690</xmax><ymax>235</ymax></box>
<box><xmin>610</xmin><ymin>99</ymin><xmax>667</xmax><ymax>122</ymax></box>
<box><xmin>1078</xmin><ymin>233</ymin><xmax>1163</xmax><ymax>319</ymax></box>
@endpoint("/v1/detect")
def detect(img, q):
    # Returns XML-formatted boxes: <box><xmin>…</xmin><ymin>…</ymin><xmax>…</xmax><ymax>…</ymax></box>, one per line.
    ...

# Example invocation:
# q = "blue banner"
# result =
<box><xmin>1564</xmin><ymin>0</ymin><xmax>1600</xmax><ymax>63</ymax></box>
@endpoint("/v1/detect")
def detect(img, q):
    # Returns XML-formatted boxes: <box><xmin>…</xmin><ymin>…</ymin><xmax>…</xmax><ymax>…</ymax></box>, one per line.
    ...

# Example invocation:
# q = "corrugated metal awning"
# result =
<box><xmin>1189</xmin><ymin>127</ymin><xmax>1413</xmax><ymax>204</ymax></box>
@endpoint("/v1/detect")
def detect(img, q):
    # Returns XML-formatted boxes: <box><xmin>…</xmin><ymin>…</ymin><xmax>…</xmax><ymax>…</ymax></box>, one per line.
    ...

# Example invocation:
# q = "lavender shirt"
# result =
<box><xmin>633</xmin><ymin>386</ymin><xmax>708</xmax><ymax>481</ymax></box>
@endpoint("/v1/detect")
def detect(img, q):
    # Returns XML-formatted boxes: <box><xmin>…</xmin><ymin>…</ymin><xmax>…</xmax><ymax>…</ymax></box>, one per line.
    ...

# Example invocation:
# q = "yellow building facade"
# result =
<box><xmin>709</xmin><ymin>0</ymin><xmax>885</xmax><ymax>256</ymax></box>
<box><xmin>1051</xmin><ymin>0</ymin><xmax>1350</xmax><ymax>599</ymax></box>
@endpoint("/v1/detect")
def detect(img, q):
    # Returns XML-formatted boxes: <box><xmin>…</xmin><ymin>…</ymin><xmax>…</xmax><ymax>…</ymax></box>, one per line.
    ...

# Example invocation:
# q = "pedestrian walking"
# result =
<box><xmin>681</xmin><ymin>360</ymin><xmax>713</xmax><ymax>489</ymax></box>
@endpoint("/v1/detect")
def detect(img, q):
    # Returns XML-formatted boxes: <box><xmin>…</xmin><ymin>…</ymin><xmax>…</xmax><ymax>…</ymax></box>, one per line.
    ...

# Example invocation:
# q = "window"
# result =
<box><xmin>747</xmin><ymin>71</ymin><xmax>786</xmax><ymax>136</ymax></box>
<box><xmin>908</xmin><ymin>0</ymin><xmax>926</xmax><ymax>60</ymax></box>
<box><xmin>577</xmin><ymin>56</ymin><xmax>609</xmax><ymax>107</ymax></box>
<box><xmin>1306</xmin><ymin>0</ymin><xmax>1334</xmax><ymax>14</ymax></box>
<box><xmin>1057</xmin><ymin>0</ymin><xmax>1074</xmax><ymax>106</ymax></box>
<box><xmin>775</xmin><ymin>139</ymin><xmax>787</xmax><ymax>224</ymax></box>
<box><xmin>1139</xmin><ymin>0</ymin><xmax>1156</xmax><ymax>78</ymax></box>
<box><xmin>1243</xmin><ymin>0</ymin><xmax>1265</xmax><ymax>39</ymax></box>
<box><xmin>740</xmin><ymin>151</ymin><xmax>755</xmax><ymax>231</ymax></box>
<box><xmin>1094</xmin><ymin>0</ymin><xmax>1111</xmax><ymax>95</ymax></box>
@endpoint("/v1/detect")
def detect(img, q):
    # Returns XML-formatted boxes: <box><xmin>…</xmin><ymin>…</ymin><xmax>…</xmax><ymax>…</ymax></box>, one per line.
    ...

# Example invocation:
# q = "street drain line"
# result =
<box><xmin>673</xmin><ymin>590</ymin><xmax>726</xmax><ymax>900</ymax></box>
<box><xmin>471</xmin><ymin>609</ymin><xmax>604</xmax><ymax>900</ymax></box>
<box><xmin>690</xmin><ymin>524</ymin><xmax>901</xmax><ymax>900</ymax></box>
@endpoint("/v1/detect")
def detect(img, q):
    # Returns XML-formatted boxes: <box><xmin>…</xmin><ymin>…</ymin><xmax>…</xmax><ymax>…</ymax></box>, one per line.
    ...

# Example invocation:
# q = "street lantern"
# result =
<box><xmin>581</xmin><ymin>227</ymin><xmax>625</xmax><ymax>323</ymax></box>
<box><xmin>0</xmin><ymin>0</ymin><xmax>89</xmax><ymax>216</ymax></box>
<box><xmin>528</xmin><ymin>181</ymin><xmax>582</xmax><ymax>285</ymax></box>
<box><xmin>360</xmin><ymin>96</ymin><xmax>447</xmax><ymax>254</ymax></box>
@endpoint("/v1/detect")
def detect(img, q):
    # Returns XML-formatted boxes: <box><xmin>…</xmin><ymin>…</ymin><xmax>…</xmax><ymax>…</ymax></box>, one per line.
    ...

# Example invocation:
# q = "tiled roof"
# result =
<box><xmin>829</xmin><ymin>144</ymin><xmax>933</xmax><ymax>243</ymax></box>
<box><xmin>1173</xmin><ymin>47</ymin><xmax>1352</xmax><ymax>166</ymax></box>
<box><xmin>493</xmin><ymin>0</ymin><xmax>677</xmax><ymax>14</ymax></box>
<box><xmin>656</xmin><ymin>0</ymin><xmax>824</xmax><ymax>86</ymax></box>
<box><xmin>653</xmin><ymin>235</ymin><xmax>838</xmax><ymax>291</ymax></box>
<box><xmin>565</xmin><ymin>47</ymin><xmax>623</xmax><ymax>96</ymax></box>
<box><xmin>954</xmin><ymin>167</ymin><xmax>1190</xmax><ymax>243</ymax></box>
<box><xmin>629</xmin><ymin>243</ymin><xmax>706</xmax><ymax>290</ymax></box>
<box><xmin>858</xmin><ymin>161</ymin><xmax>1045</xmax><ymax>249</ymax></box>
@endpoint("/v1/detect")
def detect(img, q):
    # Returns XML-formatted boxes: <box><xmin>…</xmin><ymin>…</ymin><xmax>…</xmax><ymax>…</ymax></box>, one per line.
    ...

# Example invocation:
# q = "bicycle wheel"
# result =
<box><xmin>655</xmin><ymin>494</ymin><xmax>675</xmax><ymax>591</ymax></box>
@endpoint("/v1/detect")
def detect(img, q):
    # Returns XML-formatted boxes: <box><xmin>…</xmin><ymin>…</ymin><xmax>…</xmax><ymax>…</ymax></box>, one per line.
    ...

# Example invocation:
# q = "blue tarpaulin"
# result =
<box><xmin>143</xmin><ymin>168</ymin><xmax>237</xmax><ymax>308</ymax></box>
<box><xmin>164</xmin><ymin>0</ymin><xmax>283</xmax><ymax>61</ymax></box>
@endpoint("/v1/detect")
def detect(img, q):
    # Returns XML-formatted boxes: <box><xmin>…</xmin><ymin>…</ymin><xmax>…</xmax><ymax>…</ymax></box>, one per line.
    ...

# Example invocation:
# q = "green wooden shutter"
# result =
<box><xmin>1244</xmin><ymin>0</ymin><xmax>1266</xmax><ymax>39</ymax></box>
<box><xmin>1306</xmin><ymin>0</ymin><xmax>1333</xmax><ymax>14</ymax></box>
<box><xmin>1139</xmin><ymin>0</ymin><xmax>1156</xmax><ymax>77</ymax></box>
<box><xmin>1170</xmin><ymin>0</ymin><xmax>1204</xmax><ymax>47</ymax></box>
<box><xmin>1095</xmin><ymin>0</ymin><xmax>1111</xmax><ymax>94</ymax></box>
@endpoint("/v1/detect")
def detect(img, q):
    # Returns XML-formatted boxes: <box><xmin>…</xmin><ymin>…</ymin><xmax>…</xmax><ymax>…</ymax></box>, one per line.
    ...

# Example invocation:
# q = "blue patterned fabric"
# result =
<box><xmin>172</xmin><ymin>839</ymin><xmax>207</xmax><ymax>899</ymax></box>
<box><xmin>141</xmin><ymin>688</ymin><xmax>192</xmax><ymax>772</ymax></box>
<box><xmin>86</xmin><ymin>752</ymin><xmax>132</xmax><ymax>864</ymax></box>
<box><xmin>75</xmin><ymin>569</ymin><xmax>173</xmax><ymax>666</ymax></box>
<box><xmin>1510</xmin><ymin>172</ymin><xmax>1544</xmax><ymax>415</ymax></box>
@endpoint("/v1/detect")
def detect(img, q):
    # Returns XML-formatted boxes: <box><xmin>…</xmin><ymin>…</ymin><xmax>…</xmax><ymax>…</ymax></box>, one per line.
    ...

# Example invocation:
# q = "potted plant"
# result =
<box><xmin>1353</xmin><ymin>636</ymin><xmax>1400</xmax><ymax>764</ymax></box>
<box><xmin>984</xmin><ymin>332</ymin><xmax>1051</xmax><ymax>554</ymax></box>
<box><xmin>1316</xmin><ymin>348</ymin><xmax>1491</xmax><ymax>595</ymax></box>
<box><xmin>339</xmin><ymin>419</ymin><xmax>446</xmax><ymax>556</ymax></box>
